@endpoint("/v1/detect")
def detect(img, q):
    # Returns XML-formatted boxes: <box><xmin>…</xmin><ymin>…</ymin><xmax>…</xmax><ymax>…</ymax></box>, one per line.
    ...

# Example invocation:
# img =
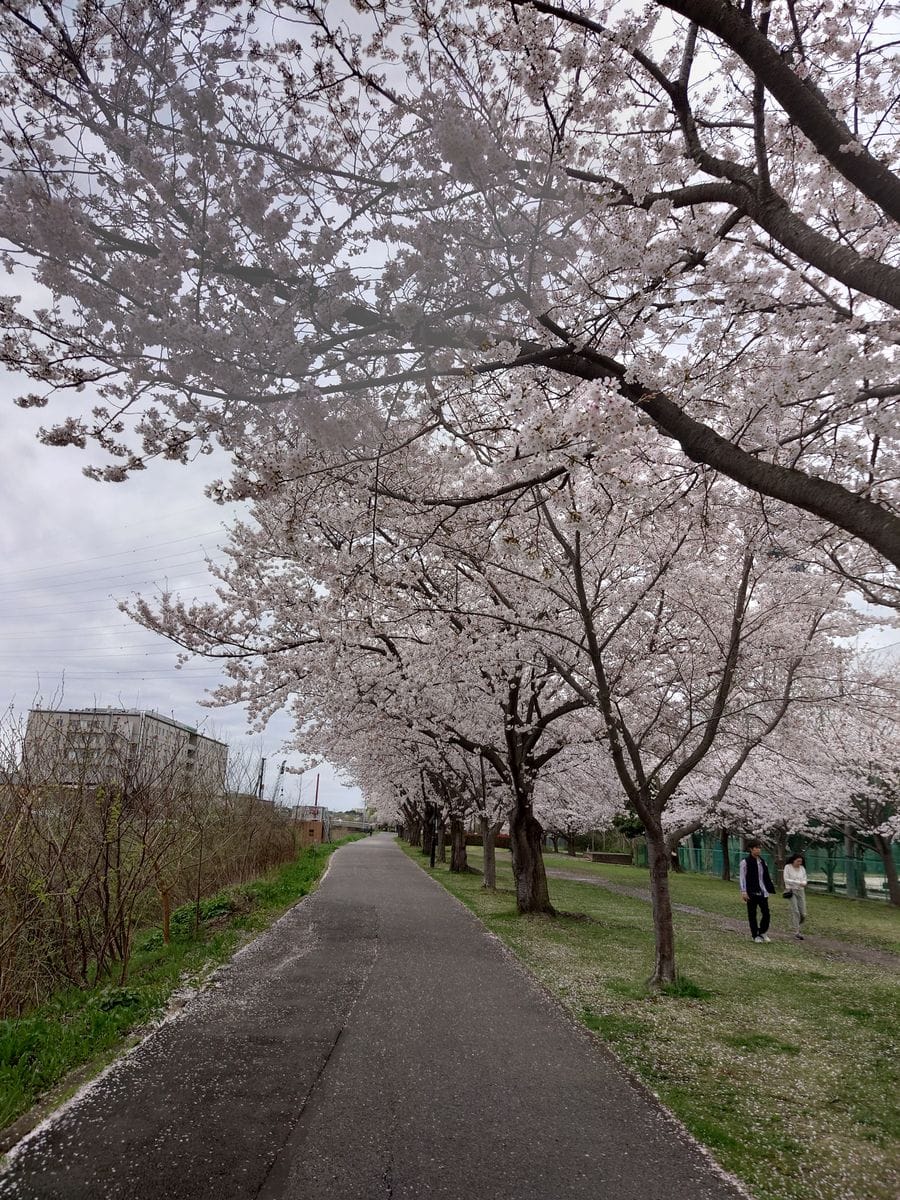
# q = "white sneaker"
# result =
<box><xmin>761</xmin><ymin>935</ymin><xmax>771</xmax><ymax>942</ymax></box>
<box><xmin>753</xmin><ymin>936</ymin><xmax>764</xmax><ymax>943</ymax></box>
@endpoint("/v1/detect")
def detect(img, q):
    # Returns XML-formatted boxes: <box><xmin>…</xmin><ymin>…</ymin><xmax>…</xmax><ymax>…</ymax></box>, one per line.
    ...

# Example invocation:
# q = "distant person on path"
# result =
<box><xmin>783</xmin><ymin>852</ymin><xmax>808</xmax><ymax>940</ymax></box>
<box><xmin>740</xmin><ymin>841</ymin><xmax>775</xmax><ymax>943</ymax></box>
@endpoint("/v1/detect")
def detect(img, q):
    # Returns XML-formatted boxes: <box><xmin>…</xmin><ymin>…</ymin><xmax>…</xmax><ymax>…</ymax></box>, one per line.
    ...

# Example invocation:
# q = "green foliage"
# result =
<box><xmin>724</xmin><ymin>1032</ymin><xmax>801</xmax><ymax>1055</ymax></box>
<box><xmin>133</xmin><ymin>929</ymin><xmax>164</xmax><ymax>953</ymax></box>
<box><xmin>580</xmin><ymin>1009</ymin><xmax>645</xmax><ymax>1041</ymax></box>
<box><xmin>659</xmin><ymin>975</ymin><xmax>712</xmax><ymax>999</ymax></box>
<box><xmin>168</xmin><ymin>894</ymin><xmax>234</xmax><ymax>938</ymax></box>
<box><xmin>90</xmin><ymin>987</ymin><xmax>144</xmax><ymax>1013</ymax></box>
<box><xmin>613</xmin><ymin>811</ymin><xmax>645</xmax><ymax>840</ymax></box>
<box><xmin>0</xmin><ymin>989</ymin><xmax>165</xmax><ymax>1130</ymax></box>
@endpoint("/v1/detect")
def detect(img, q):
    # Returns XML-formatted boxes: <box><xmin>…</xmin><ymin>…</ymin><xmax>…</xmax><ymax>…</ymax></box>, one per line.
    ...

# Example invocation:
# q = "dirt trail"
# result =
<box><xmin>545</xmin><ymin>867</ymin><xmax>900</xmax><ymax>971</ymax></box>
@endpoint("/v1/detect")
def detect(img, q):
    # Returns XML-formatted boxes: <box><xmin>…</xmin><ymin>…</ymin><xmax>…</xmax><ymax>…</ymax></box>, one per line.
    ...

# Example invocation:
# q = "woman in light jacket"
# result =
<box><xmin>783</xmin><ymin>852</ymin><xmax>808</xmax><ymax>939</ymax></box>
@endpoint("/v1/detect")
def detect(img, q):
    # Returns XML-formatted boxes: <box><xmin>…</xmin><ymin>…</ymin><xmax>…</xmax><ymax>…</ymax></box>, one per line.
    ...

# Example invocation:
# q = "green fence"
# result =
<box><xmin>666</xmin><ymin>837</ymin><xmax>898</xmax><ymax>900</ymax></box>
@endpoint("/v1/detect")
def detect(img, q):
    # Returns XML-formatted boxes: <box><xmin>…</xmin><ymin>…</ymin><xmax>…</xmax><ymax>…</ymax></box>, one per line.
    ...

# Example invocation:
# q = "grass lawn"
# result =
<box><xmin>0</xmin><ymin>839</ymin><xmax>355</xmax><ymax>1135</ymax></box>
<box><xmin>538</xmin><ymin>850</ymin><xmax>900</xmax><ymax>954</ymax></box>
<box><xmin>402</xmin><ymin>842</ymin><xmax>900</xmax><ymax>1200</ymax></box>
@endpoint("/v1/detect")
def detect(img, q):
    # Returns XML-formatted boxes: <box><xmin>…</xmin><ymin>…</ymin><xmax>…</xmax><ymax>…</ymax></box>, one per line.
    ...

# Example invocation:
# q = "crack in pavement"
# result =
<box><xmin>254</xmin><ymin>908</ymin><xmax>382</xmax><ymax>1200</ymax></box>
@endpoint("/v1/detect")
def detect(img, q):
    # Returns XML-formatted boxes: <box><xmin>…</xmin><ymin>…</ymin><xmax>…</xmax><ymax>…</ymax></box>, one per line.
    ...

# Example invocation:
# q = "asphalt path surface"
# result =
<box><xmin>0</xmin><ymin>835</ymin><xmax>747</xmax><ymax>1200</ymax></box>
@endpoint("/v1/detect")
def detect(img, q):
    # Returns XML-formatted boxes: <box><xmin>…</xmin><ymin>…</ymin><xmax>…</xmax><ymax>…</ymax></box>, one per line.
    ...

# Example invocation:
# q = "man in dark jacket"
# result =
<box><xmin>739</xmin><ymin>841</ymin><xmax>775</xmax><ymax>942</ymax></box>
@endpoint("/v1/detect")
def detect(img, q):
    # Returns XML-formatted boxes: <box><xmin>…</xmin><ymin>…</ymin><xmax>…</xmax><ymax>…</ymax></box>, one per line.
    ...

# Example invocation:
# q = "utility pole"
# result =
<box><xmin>273</xmin><ymin>759</ymin><xmax>287</xmax><ymax>805</ymax></box>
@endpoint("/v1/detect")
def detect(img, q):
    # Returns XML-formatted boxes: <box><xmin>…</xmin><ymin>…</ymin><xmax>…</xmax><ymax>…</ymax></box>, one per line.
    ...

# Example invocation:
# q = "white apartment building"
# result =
<box><xmin>24</xmin><ymin>708</ymin><xmax>228</xmax><ymax>793</ymax></box>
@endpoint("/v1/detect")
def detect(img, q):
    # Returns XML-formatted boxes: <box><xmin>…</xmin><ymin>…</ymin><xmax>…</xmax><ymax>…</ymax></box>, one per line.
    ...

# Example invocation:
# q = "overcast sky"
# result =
<box><xmin>0</xmin><ymin>392</ymin><xmax>363</xmax><ymax>812</ymax></box>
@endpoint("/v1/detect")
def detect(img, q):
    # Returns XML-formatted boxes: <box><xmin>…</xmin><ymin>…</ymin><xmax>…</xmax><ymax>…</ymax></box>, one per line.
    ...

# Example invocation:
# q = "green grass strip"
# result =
<box><xmin>403</xmin><ymin>842</ymin><xmax>900</xmax><ymax>1200</ymax></box>
<box><xmin>537</xmin><ymin>849</ymin><xmax>900</xmax><ymax>954</ymax></box>
<box><xmin>0</xmin><ymin>838</ymin><xmax>357</xmax><ymax>1134</ymax></box>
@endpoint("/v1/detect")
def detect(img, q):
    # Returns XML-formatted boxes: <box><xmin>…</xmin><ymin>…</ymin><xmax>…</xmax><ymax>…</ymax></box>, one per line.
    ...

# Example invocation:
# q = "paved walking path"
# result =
<box><xmin>0</xmin><ymin>836</ymin><xmax>747</xmax><ymax>1200</ymax></box>
<box><xmin>544</xmin><ymin>867</ymin><xmax>900</xmax><ymax>970</ymax></box>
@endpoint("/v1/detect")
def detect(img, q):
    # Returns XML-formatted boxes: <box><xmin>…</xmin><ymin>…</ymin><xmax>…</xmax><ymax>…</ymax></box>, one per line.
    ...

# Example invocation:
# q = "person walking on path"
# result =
<box><xmin>740</xmin><ymin>841</ymin><xmax>775</xmax><ymax>942</ymax></box>
<box><xmin>783</xmin><ymin>852</ymin><xmax>809</xmax><ymax>939</ymax></box>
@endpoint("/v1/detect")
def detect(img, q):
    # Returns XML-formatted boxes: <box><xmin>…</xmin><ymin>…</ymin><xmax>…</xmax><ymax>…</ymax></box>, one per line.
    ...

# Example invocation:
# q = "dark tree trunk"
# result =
<box><xmin>450</xmin><ymin>816</ymin><xmax>468</xmax><ymax>873</ymax></box>
<box><xmin>719</xmin><ymin>827</ymin><xmax>731</xmax><ymax>881</ymax></box>
<box><xmin>844</xmin><ymin>824</ymin><xmax>867</xmax><ymax>898</ymax></box>
<box><xmin>773</xmin><ymin>828</ymin><xmax>788</xmax><ymax>879</ymax></box>
<box><xmin>550</xmin><ymin>834</ymin><xmax>559</xmax><ymax>854</ymax></box>
<box><xmin>422</xmin><ymin>804</ymin><xmax>436</xmax><ymax>859</ymax></box>
<box><xmin>873</xmin><ymin>834</ymin><xmax>900</xmax><ymax>907</ymax></box>
<box><xmin>437</xmin><ymin>822</ymin><xmax>447</xmax><ymax>864</ymax></box>
<box><xmin>405</xmin><ymin>811</ymin><xmax>422</xmax><ymax>848</ymax></box>
<box><xmin>508</xmin><ymin>799</ymin><xmax>554</xmax><ymax>915</ymax></box>
<box><xmin>648</xmin><ymin>828</ymin><xmax>677</xmax><ymax>986</ymax></box>
<box><xmin>481</xmin><ymin>817</ymin><xmax>501</xmax><ymax>890</ymax></box>
<box><xmin>566</xmin><ymin>835</ymin><xmax>577</xmax><ymax>857</ymax></box>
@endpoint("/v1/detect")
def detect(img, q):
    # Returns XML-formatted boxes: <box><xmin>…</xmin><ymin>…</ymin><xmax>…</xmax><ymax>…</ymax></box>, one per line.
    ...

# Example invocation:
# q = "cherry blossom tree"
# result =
<box><xmin>814</xmin><ymin>698</ymin><xmax>900</xmax><ymax>906</ymax></box>
<box><xmin>127</xmin><ymin>443</ymin><xmax>592</xmax><ymax>913</ymax></box>
<box><xmin>126</xmin><ymin>389</ymin><xmax>875</xmax><ymax>983</ymax></box>
<box><xmin>534</xmin><ymin>738</ymin><xmax>624</xmax><ymax>855</ymax></box>
<box><xmin>663</xmin><ymin>712</ymin><xmax>847</xmax><ymax>876</ymax></box>
<box><xmin>0</xmin><ymin>0</ymin><xmax>897</xmax><ymax>577</ymax></box>
<box><xmin>409</xmin><ymin>423</ymin><xmax>868</xmax><ymax>982</ymax></box>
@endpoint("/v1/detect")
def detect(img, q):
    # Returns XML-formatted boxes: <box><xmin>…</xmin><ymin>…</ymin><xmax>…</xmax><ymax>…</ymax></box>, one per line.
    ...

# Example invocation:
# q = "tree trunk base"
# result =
<box><xmin>647</xmin><ymin>830</ymin><xmax>677</xmax><ymax>986</ymax></box>
<box><xmin>508</xmin><ymin>804</ymin><xmax>555</xmax><ymax>916</ymax></box>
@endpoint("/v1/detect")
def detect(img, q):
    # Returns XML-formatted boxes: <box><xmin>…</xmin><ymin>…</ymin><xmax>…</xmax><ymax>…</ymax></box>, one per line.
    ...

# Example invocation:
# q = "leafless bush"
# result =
<box><xmin>0</xmin><ymin>709</ymin><xmax>297</xmax><ymax>1016</ymax></box>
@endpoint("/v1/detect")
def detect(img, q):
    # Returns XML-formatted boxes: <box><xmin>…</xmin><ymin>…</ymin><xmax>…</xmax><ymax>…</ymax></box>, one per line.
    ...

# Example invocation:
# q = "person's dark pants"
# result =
<box><xmin>746</xmin><ymin>895</ymin><xmax>770</xmax><ymax>938</ymax></box>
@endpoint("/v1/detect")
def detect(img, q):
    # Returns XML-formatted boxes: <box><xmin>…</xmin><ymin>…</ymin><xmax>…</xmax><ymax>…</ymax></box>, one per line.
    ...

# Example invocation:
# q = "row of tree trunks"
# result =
<box><xmin>399</xmin><ymin>803</ymin><xmax>469</xmax><ymax>874</ymax></box>
<box><xmin>400</xmin><ymin>801</ymin><xmax>423</xmax><ymax>849</ymax></box>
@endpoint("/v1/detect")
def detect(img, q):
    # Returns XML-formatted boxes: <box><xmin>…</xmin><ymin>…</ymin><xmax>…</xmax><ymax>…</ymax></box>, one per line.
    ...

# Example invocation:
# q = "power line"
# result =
<box><xmin>0</xmin><ymin>645</ymin><xmax>248</xmax><ymax>658</ymax></box>
<box><xmin>1</xmin><ymin>635</ymin><xmax>178</xmax><ymax>646</ymax></box>
<box><xmin>1</xmin><ymin>673</ymin><xmax>231</xmax><ymax>682</ymax></box>
<box><xmin>853</xmin><ymin>639</ymin><xmax>900</xmax><ymax>654</ymax></box>
<box><xmin>1</xmin><ymin>532</ymin><xmax>226</xmax><ymax>578</ymax></box>
<box><xmin>0</xmin><ymin>589</ymin><xmax>223</xmax><ymax>616</ymax></box>
<box><xmin>0</xmin><ymin>566</ymin><xmax>226</xmax><ymax>599</ymax></box>
<box><xmin>0</xmin><ymin>551</ymin><xmax>228</xmax><ymax>591</ymax></box>
<box><xmin>0</xmin><ymin>649</ymin><xmax>203</xmax><ymax>658</ymax></box>
<box><xmin>2</xmin><ymin>527</ymin><xmax>231</xmax><ymax>577</ymax></box>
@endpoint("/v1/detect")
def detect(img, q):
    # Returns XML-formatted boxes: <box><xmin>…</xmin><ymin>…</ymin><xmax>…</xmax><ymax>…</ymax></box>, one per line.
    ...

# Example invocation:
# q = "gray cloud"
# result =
<box><xmin>1</xmin><ymin>392</ymin><xmax>362</xmax><ymax>811</ymax></box>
